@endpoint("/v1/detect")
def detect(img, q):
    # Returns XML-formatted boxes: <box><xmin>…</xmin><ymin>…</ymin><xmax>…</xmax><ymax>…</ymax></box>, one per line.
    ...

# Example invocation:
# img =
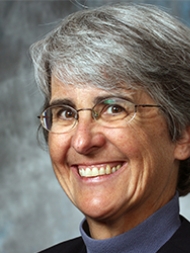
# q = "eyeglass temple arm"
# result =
<box><xmin>134</xmin><ymin>104</ymin><xmax>161</xmax><ymax>112</ymax></box>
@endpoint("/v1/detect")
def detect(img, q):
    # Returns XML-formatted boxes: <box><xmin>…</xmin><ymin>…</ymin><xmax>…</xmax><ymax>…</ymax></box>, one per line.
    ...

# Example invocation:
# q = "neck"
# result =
<box><xmin>85</xmin><ymin>192</ymin><xmax>176</xmax><ymax>239</ymax></box>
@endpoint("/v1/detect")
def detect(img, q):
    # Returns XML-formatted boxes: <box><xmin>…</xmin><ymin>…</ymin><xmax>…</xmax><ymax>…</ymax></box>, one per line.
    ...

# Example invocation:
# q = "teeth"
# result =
<box><xmin>106</xmin><ymin>164</ymin><xmax>111</xmax><ymax>174</ymax></box>
<box><xmin>86</xmin><ymin>168</ymin><xmax>91</xmax><ymax>177</ymax></box>
<box><xmin>78</xmin><ymin>164</ymin><xmax>121</xmax><ymax>177</ymax></box>
<box><xmin>92</xmin><ymin>167</ymin><xmax>99</xmax><ymax>176</ymax></box>
<box><xmin>112</xmin><ymin>167</ymin><xmax>116</xmax><ymax>173</ymax></box>
<box><xmin>80</xmin><ymin>168</ymin><xmax>85</xmax><ymax>177</ymax></box>
<box><xmin>99</xmin><ymin>167</ymin><xmax>105</xmax><ymax>175</ymax></box>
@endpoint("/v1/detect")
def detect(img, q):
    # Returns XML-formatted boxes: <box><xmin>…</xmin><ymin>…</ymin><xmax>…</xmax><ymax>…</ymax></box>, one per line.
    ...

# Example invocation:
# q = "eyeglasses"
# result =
<box><xmin>38</xmin><ymin>97</ymin><xmax>161</xmax><ymax>134</ymax></box>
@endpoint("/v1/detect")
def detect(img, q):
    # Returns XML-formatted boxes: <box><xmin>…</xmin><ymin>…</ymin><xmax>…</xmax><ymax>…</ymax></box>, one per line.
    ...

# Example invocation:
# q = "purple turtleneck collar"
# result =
<box><xmin>80</xmin><ymin>193</ymin><xmax>181</xmax><ymax>253</ymax></box>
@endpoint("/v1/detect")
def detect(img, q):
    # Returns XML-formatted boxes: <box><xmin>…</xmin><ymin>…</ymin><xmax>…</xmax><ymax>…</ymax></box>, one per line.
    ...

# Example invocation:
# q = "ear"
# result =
<box><xmin>174</xmin><ymin>126</ymin><xmax>190</xmax><ymax>160</ymax></box>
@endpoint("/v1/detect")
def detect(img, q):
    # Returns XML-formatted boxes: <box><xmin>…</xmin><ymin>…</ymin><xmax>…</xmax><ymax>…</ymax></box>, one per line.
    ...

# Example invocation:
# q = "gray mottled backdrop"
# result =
<box><xmin>0</xmin><ymin>1</ymin><xmax>190</xmax><ymax>253</ymax></box>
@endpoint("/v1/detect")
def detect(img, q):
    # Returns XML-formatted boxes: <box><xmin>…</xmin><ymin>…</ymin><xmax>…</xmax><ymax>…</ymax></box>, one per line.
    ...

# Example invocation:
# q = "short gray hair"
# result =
<box><xmin>30</xmin><ymin>3</ymin><xmax>190</xmax><ymax>196</ymax></box>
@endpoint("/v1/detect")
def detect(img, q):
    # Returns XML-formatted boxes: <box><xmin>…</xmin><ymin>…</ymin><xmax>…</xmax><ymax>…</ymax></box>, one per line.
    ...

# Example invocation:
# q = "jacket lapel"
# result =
<box><xmin>157</xmin><ymin>216</ymin><xmax>190</xmax><ymax>253</ymax></box>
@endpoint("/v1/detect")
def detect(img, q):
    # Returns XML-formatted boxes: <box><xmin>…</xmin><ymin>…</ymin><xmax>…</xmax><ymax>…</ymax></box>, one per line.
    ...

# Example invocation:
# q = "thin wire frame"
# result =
<box><xmin>38</xmin><ymin>101</ymin><xmax>161</xmax><ymax>134</ymax></box>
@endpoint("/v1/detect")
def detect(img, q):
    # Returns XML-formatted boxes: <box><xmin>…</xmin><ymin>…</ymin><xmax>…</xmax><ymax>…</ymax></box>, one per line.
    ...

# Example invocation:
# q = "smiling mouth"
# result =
<box><xmin>78</xmin><ymin>164</ymin><xmax>122</xmax><ymax>178</ymax></box>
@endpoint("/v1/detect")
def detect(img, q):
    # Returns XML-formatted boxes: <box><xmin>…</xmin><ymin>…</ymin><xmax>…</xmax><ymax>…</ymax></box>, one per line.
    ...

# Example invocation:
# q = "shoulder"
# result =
<box><xmin>37</xmin><ymin>236</ymin><xmax>86</xmax><ymax>253</ymax></box>
<box><xmin>157</xmin><ymin>216</ymin><xmax>190</xmax><ymax>253</ymax></box>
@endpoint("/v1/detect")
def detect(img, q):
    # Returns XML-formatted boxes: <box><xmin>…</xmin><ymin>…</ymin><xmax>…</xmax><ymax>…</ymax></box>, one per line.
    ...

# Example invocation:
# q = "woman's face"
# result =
<box><xmin>48</xmin><ymin>76</ymin><xmax>185</xmax><ymax>236</ymax></box>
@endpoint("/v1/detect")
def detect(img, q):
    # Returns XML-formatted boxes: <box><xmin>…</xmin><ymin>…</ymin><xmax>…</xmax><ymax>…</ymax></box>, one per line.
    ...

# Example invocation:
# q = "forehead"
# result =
<box><xmin>50</xmin><ymin>75</ymin><xmax>154</xmax><ymax>105</ymax></box>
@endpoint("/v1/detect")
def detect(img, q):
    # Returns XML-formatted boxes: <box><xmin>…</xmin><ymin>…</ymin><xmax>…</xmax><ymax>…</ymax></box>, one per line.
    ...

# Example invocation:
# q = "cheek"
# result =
<box><xmin>112</xmin><ymin>123</ymin><xmax>171</xmax><ymax>169</ymax></box>
<box><xmin>48</xmin><ymin>134</ymin><xmax>71</xmax><ymax>163</ymax></box>
<box><xmin>48</xmin><ymin>134</ymin><xmax>74</xmax><ymax>188</ymax></box>
<box><xmin>104</xmin><ymin>127</ymin><xmax>147</xmax><ymax>173</ymax></box>
<box><xmin>111</xmin><ymin>126</ymin><xmax>148</xmax><ymax>156</ymax></box>
<box><xmin>114</xmin><ymin>126</ymin><xmax>174</xmax><ymax>194</ymax></box>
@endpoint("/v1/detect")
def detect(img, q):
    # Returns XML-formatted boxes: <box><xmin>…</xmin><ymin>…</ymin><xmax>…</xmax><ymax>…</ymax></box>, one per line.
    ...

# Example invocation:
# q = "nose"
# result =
<box><xmin>71</xmin><ymin>111</ymin><xmax>106</xmax><ymax>155</ymax></box>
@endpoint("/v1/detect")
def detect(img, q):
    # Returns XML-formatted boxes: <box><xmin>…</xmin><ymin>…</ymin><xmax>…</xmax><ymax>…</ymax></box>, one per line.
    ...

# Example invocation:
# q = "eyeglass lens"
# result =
<box><xmin>40</xmin><ymin>97</ymin><xmax>138</xmax><ymax>133</ymax></box>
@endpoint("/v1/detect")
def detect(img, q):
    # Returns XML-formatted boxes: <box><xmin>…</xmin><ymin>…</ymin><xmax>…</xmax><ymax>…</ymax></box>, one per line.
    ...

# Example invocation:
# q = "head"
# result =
<box><xmin>30</xmin><ymin>4</ymin><xmax>190</xmax><ymax>202</ymax></box>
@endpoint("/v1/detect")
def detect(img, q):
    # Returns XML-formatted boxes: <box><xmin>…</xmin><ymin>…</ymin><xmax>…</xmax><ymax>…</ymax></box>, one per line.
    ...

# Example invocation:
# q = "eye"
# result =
<box><xmin>101</xmin><ymin>98</ymin><xmax>127</xmax><ymax>116</ymax></box>
<box><xmin>53</xmin><ymin>106</ymin><xmax>76</xmax><ymax>121</ymax></box>
<box><xmin>96</xmin><ymin>97</ymin><xmax>134</xmax><ymax>121</ymax></box>
<box><xmin>106</xmin><ymin>104</ymin><xmax>125</xmax><ymax>115</ymax></box>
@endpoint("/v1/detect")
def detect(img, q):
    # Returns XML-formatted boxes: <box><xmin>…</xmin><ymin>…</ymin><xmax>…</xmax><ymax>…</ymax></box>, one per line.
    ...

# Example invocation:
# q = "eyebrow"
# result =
<box><xmin>93</xmin><ymin>94</ymin><xmax>134</xmax><ymax>104</ymax></box>
<box><xmin>49</xmin><ymin>92</ymin><xmax>134</xmax><ymax>108</ymax></box>
<box><xmin>49</xmin><ymin>97</ymin><xmax>110</xmax><ymax>108</ymax></box>
<box><xmin>49</xmin><ymin>99</ymin><xmax>76</xmax><ymax>108</ymax></box>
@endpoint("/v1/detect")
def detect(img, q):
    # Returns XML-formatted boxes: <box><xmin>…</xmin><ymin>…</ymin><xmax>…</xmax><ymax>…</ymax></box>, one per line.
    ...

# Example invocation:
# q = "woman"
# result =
<box><xmin>30</xmin><ymin>3</ymin><xmax>190</xmax><ymax>253</ymax></box>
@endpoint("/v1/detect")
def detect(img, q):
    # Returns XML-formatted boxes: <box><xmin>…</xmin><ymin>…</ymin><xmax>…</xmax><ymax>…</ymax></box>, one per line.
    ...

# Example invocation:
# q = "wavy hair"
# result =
<box><xmin>30</xmin><ymin>3</ymin><xmax>190</xmax><ymax>196</ymax></box>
